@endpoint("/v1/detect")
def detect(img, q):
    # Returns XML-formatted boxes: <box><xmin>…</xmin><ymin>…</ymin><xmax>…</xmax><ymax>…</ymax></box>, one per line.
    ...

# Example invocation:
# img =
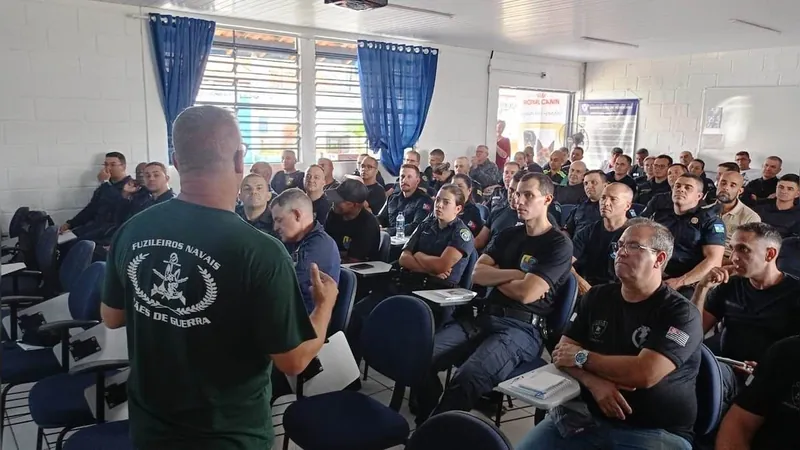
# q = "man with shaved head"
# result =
<box><xmin>250</xmin><ymin>161</ymin><xmax>273</xmax><ymax>186</ymax></box>
<box><xmin>712</xmin><ymin>171</ymin><xmax>760</xmax><ymax>261</ymax></box>
<box><xmin>556</xmin><ymin>160</ymin><xmax>588</xmax><ymax>205</ymax></box>
<box><xmin>317</xmin><ymin>157</ymin><xmax>340</xmax><ymax>191</ymax></box>
<box><xmin>100</xmin><ymin>105</ymin><xmax>337</xmax><ymax>450</ymax></box>
<box><xmin>359</xmin><ymin>155</ymin><xmax>387</xmax><ymax>214</ymax></box>
<box><xmin>571</xmin><ymin>183</ymin><xmax>634</xmax><ymax>293</ymax></box>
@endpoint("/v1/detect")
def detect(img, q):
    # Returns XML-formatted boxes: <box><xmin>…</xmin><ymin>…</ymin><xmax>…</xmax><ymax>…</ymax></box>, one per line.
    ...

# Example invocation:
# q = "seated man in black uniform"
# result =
<box><xmin>517</xmin><ymin>218</ymin><xmax>702</xmax><ymax>450</ymax></box>
<box><xmin>605</xmin><ymin>154</ymin><xmax>638</xmax><ymax>196</ymax></box>
<box><xmin>377</xmin><ymin>164</ymin><xmax>433</xmax><ymax>236</ymax></box>
<box><xmin>486</xmin><ymin>162</ymin><xmax>521</xmax><ymax>213</ymax></box>
<box><xmin>688</xmin><ymin>158</ymin><xmax>716</xmax><ymax>202</ymax></box>
<box><xmin>414</xmin><ymin>172</ymin><xmax>573</xmax><ymax>425</ymax></box>
<box><xmin>651</xmin><ymin>174</ymin><xmax>725</xmax><ymax>298</ymax></box>
<box><xmin>715</xmin><ymin>336</ymin><xmax>800</xmax><ymax>450</ymax></box>
<box><xmin>359</xmin><ymin>156</ymin><xmax>387</xmax><ymax>214</ymax></box>
<box><xmin>641</xmin><ymin>163</ymin><xmax>689</xmax><ymax>218</ymax></box>
<box><xmin>754</xmin><ymin>173</ymin><xmax>800</xmax><ymax>238</ymax></box>
<box><xmin>691</xmin><ymin>223</ymin><xmax>800</xmax><ymax>410</ymax></box>
<box><xmin>59</xmin><ymin>151</ymin><xmax>131</xmax><ymax>240</ymax></box>
<box><xmin>572</xmin><ymin>182</ymin><xmax>633</xmax><ymax>294</ymax></box>
<box><xmin>564</xmin><ymin>170</ymin><xmax>607</xmax><ymax>236</ymax></box>
<box><xmin>303</xmin><ymin>164</ymin><xmax>332</xmax><ymax>225</ymax></box>
<box><xmin>742</xmin><ymin>155</ymin><xmax>782</xmax><ymax>206</ymax></box>
<box><xmin>324</xmin><ymin>179</ymin><xmax>381</xmax><ymax>263</ymax></box>
<box><xmin>236</xmin><ymin>173</ymin><xmax>275</xmax><ymax>236</ymax></box>
<box><xmin>271</xmin><ymin>150</ymin><xmax>305</xmax><ymax>194</ymax></box>
<box><xmin>635</xmin><ymin>154</ymin><xmax>672</xmax><ymax>205</ymax></box>
<box><xmin>555</xmin><ymin>161</ymin><xmax>588</xmax><ymax>205</ymax></box>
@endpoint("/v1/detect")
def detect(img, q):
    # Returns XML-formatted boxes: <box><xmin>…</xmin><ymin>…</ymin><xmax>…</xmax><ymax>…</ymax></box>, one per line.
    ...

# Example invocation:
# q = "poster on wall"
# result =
<box><xmin>576</xmin><ymin>99</ymin><xmax>639</xmax><ymax>170</ymax></box>
<box><xmin>497</xmin><ymin>89</ymin><xmax>571</xmax><ymax>166</ymax></box>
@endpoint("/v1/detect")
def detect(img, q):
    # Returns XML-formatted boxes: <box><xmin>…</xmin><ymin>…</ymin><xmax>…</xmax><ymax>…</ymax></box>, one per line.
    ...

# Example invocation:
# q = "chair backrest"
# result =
<box><xmin>695</xmin><ymin>344</ymin><xmax>724</xmax><ymax>437</ymax></box>
<box><xmin>778</xmin><ymin>237</ymin><xmax>800</xmax><ymax>278</ymax></box>
<box><xmin>405</xmin><ymin>411</ymin><xmax>513</xmax><ymax>450</ymax></box>
<box><xmin>361</xmin><ymin>295</ymin><xmax>434</xmax><ymax>387</ymax></box>
<box><xmin>378</xmin><ymin>231</ymin><xmax>391</xmax><ymax>263</ymax></box>
<box><xmin>36</xmin><ymin>226</ymin><xmax>59</xmax><ymax>295</ymax></box>
<box><xmin>59</xmin><ymin>240</ymin><xmax>96</xmax><ymax>292</ymax></box>
<box><xmin>545</xmin><ymin>272</ymin><xmax>579</xmax><ymax>349</ymax></box>
<box><xmin>559</xmin><ymin>204</ymin><xmax>576</xmax><ymax>227</ymax></box>
<box><xmin>458</xmin><ymin>250</ymin><xmax>479</xmax><ymax>289</ymax></box>
<box><xmin>68</xmin><ymin>262</ymin><xmax>106</xmax><ymax>321</ymax></box>
<box><xmin>630</xmin><ymin>203</ymin><xmax>645</xmax><ymax>217</ymax></box>
<box><xmin>328</xmin><ymin>268</ymin><xmax>357</xmax><ymax>337</ymax></box>
<box><xmin>476</xmin><ymin>204</ymin><xmax>489</xmax><ymax>222</ymax></box>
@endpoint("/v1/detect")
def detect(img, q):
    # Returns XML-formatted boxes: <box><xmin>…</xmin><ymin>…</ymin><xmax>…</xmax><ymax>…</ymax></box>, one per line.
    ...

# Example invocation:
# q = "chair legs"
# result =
<box><xmin>0</xmin><ymin>383</ymin><xmax>14</xmax><ymax>446</ymax></box>
<box><xmin>54</xmin><ymin>426</ymin><xmax>72</xmax><ymax>450</ymax></box>
<box><xmin>282</xmin><ymin>434</ymin><xmax>291</xmax><ymax>450</ymax></box>
<box><xmin>363</xmin><ymin>364</ymin><xmax>370</xmax><ymax>381</ymax></box>
<box><xmin>35</xmin><ymin>427</ymin><xmax>45</xmax><ymax>450</ymax></box>
<box><xmin>494</xmin><ymin>395</ymin><xmax>504</xmax><ymax>427</ymax></box>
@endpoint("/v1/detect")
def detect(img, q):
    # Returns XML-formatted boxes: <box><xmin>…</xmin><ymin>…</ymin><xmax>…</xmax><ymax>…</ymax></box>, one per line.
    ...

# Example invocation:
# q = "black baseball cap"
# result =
<box><xmin>326</xmin><ymin>178</ymin><xmax>368</xmax><ymax>204</ymax></box>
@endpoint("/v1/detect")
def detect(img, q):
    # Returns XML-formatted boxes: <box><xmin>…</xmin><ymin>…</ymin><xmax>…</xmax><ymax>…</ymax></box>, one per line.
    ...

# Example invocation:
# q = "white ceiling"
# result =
<box><xmin>93</xmin><ymin>0</ymin><xmax>800</xmax><ymax>61</ymax></box>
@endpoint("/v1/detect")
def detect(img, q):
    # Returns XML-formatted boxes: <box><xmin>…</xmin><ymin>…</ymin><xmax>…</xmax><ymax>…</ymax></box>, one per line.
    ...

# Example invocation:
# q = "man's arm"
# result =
<box><xmin>101</xmin><ymin>237</ymin><xmax>126</xmax><ymax>329</ymax></box>
<box><xmin>472</xmin><ymin>254</ymin><xmax>525</xmax><ymax>286</ymax></box>
<box><xmin>715</xmin><ymin>405</ymin><xmax>764</xmax><ymax>450</ymax></box>
<box><xmin>376</xmin><ymin>200</ymin><xmax>390</xmax><ymax>228</ymax></box>
<box><xmin>68</xmin><ymin>187</ymin><xmax>103</xmax><ymax>229</ymax></box>
<box><xmin>581</xmin><ymin>349</ymin><xmax>677</xmax><ymax>389</ymax></box>
<box><xmin>414</xmin><ymin>247</ymin><xmax>465</xmax><ymax>276</ymax></box>
<box><xmin>497</xmin><ymin>232</ymin><xmax>573</xmax><ymax>304</ymax></box>
<box><xmin>496</xmin><ymin>274</ymin><xmax>552</xmax><ymax>304</ymax></box>
<box><xmin>691</xmin><ymin>282</ymin><xmax>722</xmax><ymax>334</ymax></box>
<box><xmin>672</xmin><ymin>245</ymin><xmax>725</xmax><ymax>287</ymax></box>
<box><xmin>399</xmin><ymin>250</ymin><xmax>426</xmax><ymax>273</ymax></box>
<box><xmin>474</xmin><ymin>226</ymin><xmax>491</xmax><ymax>251</ymax></box>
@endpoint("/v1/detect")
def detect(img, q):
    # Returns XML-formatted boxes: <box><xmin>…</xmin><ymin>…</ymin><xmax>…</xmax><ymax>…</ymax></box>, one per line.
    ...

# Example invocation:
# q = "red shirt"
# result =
<box><xmin>496</xmin><ymin>137</ymin><xmax>511</xmax><ymax>170</ymax></box>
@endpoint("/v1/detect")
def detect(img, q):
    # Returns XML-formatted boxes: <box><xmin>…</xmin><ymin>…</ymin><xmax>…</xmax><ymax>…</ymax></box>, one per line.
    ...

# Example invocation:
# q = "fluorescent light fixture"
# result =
<box><xmin>730</xmin><ymin>19</ymin><xmax>782</xmax><ymax>34</ymax></box>
<box><xmin>385</xmin><ymin>4</ymin><xmax>454</xmax><ymax>19</ymax></box>
<box><xmin>581</xmin><ymin>36</ymin><xmax>639</xmax><ymax>48</ymax></box>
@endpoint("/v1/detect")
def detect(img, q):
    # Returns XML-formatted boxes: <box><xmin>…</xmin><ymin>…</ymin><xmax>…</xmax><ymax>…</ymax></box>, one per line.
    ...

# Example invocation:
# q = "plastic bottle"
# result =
<box><xmin>396</xmin><ymin>212</ymin><xmax>405</xmax><ymax>239</ymax></box>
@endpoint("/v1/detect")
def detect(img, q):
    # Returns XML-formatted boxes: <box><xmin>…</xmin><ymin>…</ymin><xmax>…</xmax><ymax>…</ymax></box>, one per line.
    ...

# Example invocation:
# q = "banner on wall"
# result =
<box><xmin>498</xmin><ymin>89</ymin><xmax>571</xmax><ymax>166</ymax></box>
<box><xmin>576</xmin><ymin>99</ymin><xmax>639</xmax><ymax>169</ymax></box>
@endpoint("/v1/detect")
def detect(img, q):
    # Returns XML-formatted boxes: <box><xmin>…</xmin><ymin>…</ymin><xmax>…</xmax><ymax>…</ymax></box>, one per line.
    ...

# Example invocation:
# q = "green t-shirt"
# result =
<box><xmin>103</xmin><ymin>199</ymin><xmax>315</xmax><ymax>450</ymax></box>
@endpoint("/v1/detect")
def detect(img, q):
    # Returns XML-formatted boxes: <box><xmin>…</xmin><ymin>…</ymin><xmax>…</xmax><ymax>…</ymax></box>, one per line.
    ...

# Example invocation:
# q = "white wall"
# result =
<box><xmin>0</xmin><ymin>0</ymin><xmax>582</xmax><ymax>230</ymax></box>
<box><xmin>584</xmin><ymin>47</ymin><xmax>800</xmax><ymax>160</ymax></box>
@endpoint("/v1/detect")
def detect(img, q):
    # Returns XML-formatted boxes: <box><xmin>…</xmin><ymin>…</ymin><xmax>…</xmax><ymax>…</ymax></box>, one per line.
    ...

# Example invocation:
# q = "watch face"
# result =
<box><xmin>576</xmin><ymin>351</ymin><xmax>588</xmax><ymax>365</ymax></box>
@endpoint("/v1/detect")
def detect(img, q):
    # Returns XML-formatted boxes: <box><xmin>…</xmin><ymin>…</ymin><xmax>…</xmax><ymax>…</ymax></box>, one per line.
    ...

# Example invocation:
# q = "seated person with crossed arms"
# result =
<box><xmin>517</xmin><ymin>218</ymin><xmax>703</xmax><ymax>450</ymax></box>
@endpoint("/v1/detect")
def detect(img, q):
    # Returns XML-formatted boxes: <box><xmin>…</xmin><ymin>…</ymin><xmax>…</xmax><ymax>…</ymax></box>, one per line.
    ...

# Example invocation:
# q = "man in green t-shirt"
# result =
<box><xmin>101</xmin><ymin>105</ymin><xmax>338</xmax><ymax>450</ymax></box>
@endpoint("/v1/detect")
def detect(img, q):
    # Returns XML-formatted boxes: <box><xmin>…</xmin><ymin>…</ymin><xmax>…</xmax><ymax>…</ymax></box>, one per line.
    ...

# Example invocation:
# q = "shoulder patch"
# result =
<box><xmin>460</xmin><ymin>228</ymin><xmax>472</xmax><ymax>242</ymax></box>
<box><xmin>423</xmin><ymin>202</ymin><xmax>431</xmax><ymax>211</ymax></box>
<box><xmin>713</xmin><ymin>223</ymin><xmax>725</xmax><ymax>234</ymax></box>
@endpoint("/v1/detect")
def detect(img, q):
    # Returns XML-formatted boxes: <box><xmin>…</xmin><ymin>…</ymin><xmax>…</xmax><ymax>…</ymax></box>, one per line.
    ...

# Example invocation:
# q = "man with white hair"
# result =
<box><xmin>101</xmin><ymin>105</ymin><xmax>337</xmax><ymax>449</ymax></box>
<box><xmin>469</xmin><ymin>144</ymin><xmax>502</xmax><ymax>191</ymax></box>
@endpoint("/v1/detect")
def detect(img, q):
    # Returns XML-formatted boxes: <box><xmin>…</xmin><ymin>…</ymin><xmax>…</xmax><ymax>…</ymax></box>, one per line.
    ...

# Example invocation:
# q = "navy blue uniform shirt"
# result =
<box><xmin>403</xmin><ymin>216</ymin><xmax>475</xmax><ymax>285</ymax></box>
<box><xmin>312</xmin><ymin>194</ymin><xmax>332</xmax><ymax>225</ymax></box>
<box><xmin>606</xmin><ymin>172</ymin><xmax>639</xmax><ymax>196</ymax></box>
<box><xmin>271</xmin><ymin>170</ymin><xmax>305</xmax><ymax>194</ymax></box>
<box><xmin>285</xmin><ymin>223</ymin><xmax>341</xmax><ymax>313</ymax></box>
<box><xmin>565</xmin><ymin>200</ymin><xmax>638</xmax><ymax>236</ymax></box>
<box><xmin>636</xmin><ymin>178</ymin><xmax>670</xmax><ymax>205</ymax></box>
<box><xmin>487</xmin><ymin>187</ymin><xmax>508</xmax><ymax>213</ymax></box>
<box><xmin>235</xmin><ymin>203</ymin><xmax>275</xmax><ymax>237</ymax></box>
<box><xmin>572</xmin><ymin>220</ymin><xmax>624</xmax><ymax>285</ymax></box>
<box><xmin>377</xmin><ymin>189</ymin><xmax>433</xmax><ymax>236</ymax></box>
<box><xmin>742</xmin><ymin>177</ymin><xmax>778</xmax><ymax>206</ymax></box>
<box><xmin>754</xmin><ymin>200</ymin><xmax>800</xmax><ymax>238</ymax></box>
<box><xmin>68</xmin><ymin>177</ymin><xmax>130</xmax><ymax>232</ymax></box>
<box><xmin>651</xmin><ymin>205</ymin><xmax>726</xmax><ymax>278</ymax></box>
<box><xmin>485</xmin><ymin>206</ymin><xmax>560</xmax><ymax>249</ymax></box>
<box><xmin>555</xmin><ymin>183</ymin><xmax>587</xmax><ymax>205</ymax></box>
<box><xmin>460</xmin><ymin>202</ymin><xmax>485</xmax><ymax>237</ymax></box>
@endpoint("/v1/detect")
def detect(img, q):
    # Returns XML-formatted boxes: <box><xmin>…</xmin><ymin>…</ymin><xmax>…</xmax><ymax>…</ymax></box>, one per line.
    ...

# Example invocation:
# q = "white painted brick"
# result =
<box><xmin>130</xmin><ymin>101</ymin><xmax>147</xmax><ymax>122</ymax></box>
<box><xmin>43</xmin><ymin>188</ymin><xmax>95</xmax><ymax>211</ymax></box>
<box><xmin>657</xmin><ymin>131</ymin><xmax>684</xmax><ymax>147</ymax></box>
<box><xmin>764</xmin><ymin>52</ymin><xmax>799</xmax><ymax>72</ymax></box>
<box><xmin>613</xmin><ymin>77</ymin><xmax>638</xmax><ymax>90</ymax></box>
<box><xmin>700</xmin><ymin>58</ymin><xmax>733</xmax><ymax>74</ymax></box>
<box><xmin>97</xmin><ymin>34</ymin><xmax>142</xmax><ymax>57</ymax></box>
<box><xmin>126</xmin><ymin>56</ymin><xmax>144</xmax><ymax>79</ymax></box>
<box><xmin>46</xmin><ymin>29</ymin><xmax>98</xmax><ymax>54</ymax></box>
<box><xmin>0</xmin><ymin>0</ymin><xmax>26</xmax><ymax>29</ymax></box>
<box><xmin>645</xmin><ymin>116</ymin><xmax>672</xmax><ymax>132</ymax></box>
<box><xmin>660</xmin><ymin>73</ymin><xmax>689</xmax><ymax>90</ymax></box>
<box><xmin>103</xmin><ymin>122</ymin><xmax>147</xmax><ymax>145</ymax></box>
<box><xmin>0</xmin><ymin>190</ymin><xmax>44</xmax><ymax>213</ymax></box>
<box><xmin>675</xmin><ymin>116</ymin><xmax>700</xmax><ymax>132</ymax></box>
<box><xmin>32</xmin><ymin>74</ymin><xmax>104</xmax><ymax>99</ymax></box>
<box><xmin>626</xmin><ymin>61</ymin><xmax>652</xmax><ymax>78</ymax></box>
<box><xmin>85</xmin><ymin>100</ymin><xmax>131</xmax><ymax>122</ymax></box>
<box><xmin>674</xmin><ymin>88</ymin><xmax>704</xmax><ymax>105</ymax></box>
<box><xmin>0</xmin><ymin>98</ymin><xmax>35</xmax><ymax>121</ymax></box>
<box><xmin>38</xmin><ymin>144</ymin><xmax>95</xmax><ymax>167</ymax></box>
<box><xmin>688</xmin><ymin>73</ymin><xmax>718</xmax><ymax>89</ymax></box>
<box><xmin>35</xmin><ymin>98</ymin><xmax>85</xmax><ymax>121</ymax></box>
<box><xmin>0</xmin><ymin>169</ymin><xmax>9</xmax><ymax>191</ymax></box>
<box><xmin>8</xmin><ymin>167</ymin><xmax>60</xmax><ymax>190</ymax></box>
<box><xmin>597</xmin><ymin>62</ymin><xmax>627</xmax><ymax>78</ymax></box>
<box><xmin>54</xmin><ymin>122</ymin><xmax>104</xmax><ymax>145</ymax></box>
<box><xmin>126</xmin><ymin>17</ymin><xmax>143</xmax><ymax>36</ymax></box>
<box><xmin>78</xmin><ymin>8</ymin><xmax>128</xmax><ymax>36</ymax></box>
<box><xmin>661</xmin><ymin>104</ymin><xmax>688</xmax><ymax>118</ymax></box>
<box><xmin>25</xmin><ymin>1</ymin><xmax>79</xmax><ymax>34</ymax></box>
<box><xmin>29</xmin><ymin>51</ymin><xmax>80</xmax><ymax>75</ymax></box>
<box><xmin>649</xmin><ymin>90</ymin><xmax>676</xmax><ymax>104</ymax></box>
<box><xmin>637</xmin><ymin>76</ymin><xmax>663</xmax><ymax>90</ymax></box>
<box><xmin>98</xmin><ymin>78</ymin><xmax>143</xmax><ymax>100</ymax></box>
<box><xmin>778</xmin><ymin>72</ymin><xmax>800</xmax><ymax>86</ymax></box>
<box><xmin>58</xmin><ymin>167</ymin><xmax>100</xmax><ymax>189</ymax></box>
<box><xmin>80</xmin><ymin>55</ymin><xmax>127</xmax><ymax>78</ymax></box>
<box><xmin>3</xmin><ymin>122</ymin><xmax>57</xmax><ymax>145</ymax></box>
<box><xmin>683</xmin><ymin>133</ymin><xmax>700</xmax><ymax>151</ymax></box>
<box><xmin>0</xmin><ymin>24</ymin><xmax>48</xmax><ymax>52</ymax></box>
<box><xmin>0</xmin><ymin>145</ymin><xmax>38</xmax><ymax>167</ymax></box>
<box><xmin>0</xmin><ymin>49</ymin><xmax>31</xmax><ymax>76</ymax></box>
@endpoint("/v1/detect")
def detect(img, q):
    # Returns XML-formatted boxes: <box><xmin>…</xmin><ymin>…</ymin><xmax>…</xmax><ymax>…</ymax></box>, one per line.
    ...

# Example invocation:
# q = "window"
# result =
<box><xmin>314</xmin><ymin>39</ymin><xmax>367</xmax><ymax>162</ymax></box>
<box><xmin>196</xmin><ymin>28</ymin><xmax>300</xmax><ymax>164</ymax></box>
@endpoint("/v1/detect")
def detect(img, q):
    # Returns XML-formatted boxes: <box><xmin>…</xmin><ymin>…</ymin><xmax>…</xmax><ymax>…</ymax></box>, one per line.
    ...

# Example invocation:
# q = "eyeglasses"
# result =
<box><xmin>612</xmin><ymin>241</ymin><xmax>660</xmax><ymax>255</ymax></box>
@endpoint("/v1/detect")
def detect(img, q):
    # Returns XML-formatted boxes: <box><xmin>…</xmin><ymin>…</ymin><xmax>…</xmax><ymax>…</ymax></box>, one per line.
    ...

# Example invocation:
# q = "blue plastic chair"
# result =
<box><xmin>63</xmin><ymin>420</ymin><xmax>132</xmax><ymax>450</ymax></box>
<box><xmin>695</xmin><ymin>344</ymin><xmax>724</xmax><ymax>438</ymax></box>
<box><xmin>58</xmin><ymin>240</ymin><xmax>96</xmax><ymax>293</ymax></box>
<box><xmin>282</xmin><ymin>295</ymin><xmax>435</xmax><ymax>450</ymax></box>
<box><xmin>0</xmin><ymin>262</ymin><xmax>106</xmax><ymax>443</ymax></box>
<box><xmin>378</xmin><ymin>231</ymin><xmax>391</xmax><ymax>263</ymax></box>
<box><xmin>328</xmin><ymin>268</ymin><xmax>357</xmax><ymax>337</ymax></box>
<box><xmin>458</xmin><ymin>250</ymin><xmax>479</xmax><ymax>290</ymax></box>
<box><xmin>630</xmin><ymin>203</ymin><xmax>646</xmax><ymax>217</ymax></box>
<box><xmin>559</xmin><ymin>204</ymin><xmax>577</xmax><ymax>227</ymax></box>
<box><xmin>406</xmin><ymin>410</ymin><xmax>513</xmax><ymax>450</ymax></box>
<box><xmin>777</xmin><ymin>237</ymin><xmax>800</xmax><ymax>278</ymax></box>
<box><xmin>476</xmin><ymin>204</ymin><xmax>489</xmax><ymax>222</ymax></box>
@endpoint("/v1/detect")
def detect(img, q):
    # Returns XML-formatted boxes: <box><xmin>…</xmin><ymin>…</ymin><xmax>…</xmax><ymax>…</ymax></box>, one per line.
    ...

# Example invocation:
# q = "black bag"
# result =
<box><xmin>6</xmin><ymin>207</ymin><xmax>54</xmax><ymax>269</ymax></box>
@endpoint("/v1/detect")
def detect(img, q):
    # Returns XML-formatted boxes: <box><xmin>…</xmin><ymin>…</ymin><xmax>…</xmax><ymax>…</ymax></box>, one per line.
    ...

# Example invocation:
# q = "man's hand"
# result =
<box><xmin>577</xmin><ymin>277</ymin><xmax>592</xmax><ymax>295</ymax></box>
<box><xmin>664</xmin><ymin>277</ymin><xmax>684</xmax><ymax>289</ymax></box>
<box><xmin>58</xmin><ymin>223</ymin><xmax>71</xmax><ymax>234</ymax></box>
<box><xmin>97</xmin><ymin>167</ymin><xmax>110</xmax><ymax>183</ymax></box>
<box><xmin>552</xmin><ymin>342</ymin><xmax>584</xmax><ymax>368</ymax></box>
<box><xmin>698</xmin><ymin>265</ymin><xmax>735</xmax><ymax>289</ymax></box>
<box><xmin>585</xmin><ymin>376</ymin><xmax>634</xmax><ymax>420</ymax></box>
<box><xmin>310</xmin><ymin>263</ymin><xmax>338</xmax><ymax>312</ymax></box>
<box><xmin>768</xmin><ymin>193</ymin><xmax>777</xmax><ymax>199</ymax></box>
<box><xmin>750</xmin><ymin>194</ymin><xmax>757</xmax><ymax>201</ymax></box>
<box><xmin>436</xmin><ymin>269</ymin><xmax>452</xmax><ymax>280</ymax></box>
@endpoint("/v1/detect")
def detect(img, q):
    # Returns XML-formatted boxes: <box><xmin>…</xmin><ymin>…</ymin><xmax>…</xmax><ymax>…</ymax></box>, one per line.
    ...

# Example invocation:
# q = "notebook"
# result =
<box><xmin>510</xmin><ymin>371</ymin><xmax>572</xmax><ymax>400</ymax></box>
<box><xmin>430</xmin><ymin>288</ymin><xmax>476</xmax><ymax>302</ymax></box>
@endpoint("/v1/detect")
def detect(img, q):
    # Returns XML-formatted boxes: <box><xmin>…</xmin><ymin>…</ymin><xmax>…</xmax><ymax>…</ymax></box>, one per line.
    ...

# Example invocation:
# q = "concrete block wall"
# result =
<box><xmin>0</xmin><ymin>0</ymin><xmax>151</xmax><ymax>229</ymax></box>
<box><xmin>584</xmin><ymin>47</ymin><xmax>800</xmax><ymax>159</ymax></box>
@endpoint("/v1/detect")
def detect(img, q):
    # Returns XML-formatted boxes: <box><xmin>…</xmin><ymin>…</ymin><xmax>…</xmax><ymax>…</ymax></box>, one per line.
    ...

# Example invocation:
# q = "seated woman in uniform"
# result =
<box><xmin>451</xmin><ymin>174</ymin><xmax>485</xmax><ymax>237</ymax></box>
<box><xmin>430</xmin><ymin>162</ymin><xmax>455</xmax><ymax>195</ymax></box>
<box><xmin>347</xmin><ymin>184</ymin><xmax>476</xmax><ymax>358</ymax></box>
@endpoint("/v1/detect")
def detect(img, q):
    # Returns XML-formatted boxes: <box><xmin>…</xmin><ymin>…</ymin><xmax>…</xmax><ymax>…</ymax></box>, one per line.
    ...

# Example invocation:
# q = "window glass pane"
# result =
<box><xmin>315</xmin><ymin>39</ymin><xmax>367</xmax><ymax>162</ymax></box>
<box><xmin>196</xmin><ymin>28</ymin><xmax>299</xmax><ymax>164</ymax></box>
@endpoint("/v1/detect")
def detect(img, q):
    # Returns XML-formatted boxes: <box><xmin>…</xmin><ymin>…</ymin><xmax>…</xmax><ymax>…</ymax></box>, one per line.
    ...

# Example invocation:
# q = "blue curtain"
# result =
<box><xmin>357</xmin><ymin>41</ymin><xmax>439</xmax><ymax>175</ymax></box>
<box><xmin>149</xmin><ymin>14</ymin><xmax>216</xmax><ymax>161</ymax></box>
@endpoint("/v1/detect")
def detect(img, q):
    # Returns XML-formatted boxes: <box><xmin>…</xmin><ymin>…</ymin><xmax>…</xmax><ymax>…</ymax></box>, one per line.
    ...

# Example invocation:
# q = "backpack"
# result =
<box><xmin>6</xmin><ymin>207</ymin><xmax>54</xmax><ymax>269</ymax></box>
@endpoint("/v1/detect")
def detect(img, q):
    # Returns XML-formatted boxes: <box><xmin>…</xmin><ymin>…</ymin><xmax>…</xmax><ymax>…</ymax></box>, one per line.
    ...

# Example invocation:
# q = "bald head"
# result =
<box><xmin>250</xmin><ymin>162</ymin><xmax>272</xmax><ymax>181</ymax></box>
<box><xmin>567</xmin><ymin>160</ymin><xmax>587</xmax><ymax>185</ymax></box>
<box><xmin>600</xmin><ymin>182</ymin><xmax>634</xmax><ymax>219</ymax></box>
<box><xmin>173</xmin><ymin>105</ymin><xmax>242</xmax><ymax>175</ymax></box>
<box><xmin>716</xmin><ymin>170</ymin><xmax>745</xmax><ymax>204</ymax></box>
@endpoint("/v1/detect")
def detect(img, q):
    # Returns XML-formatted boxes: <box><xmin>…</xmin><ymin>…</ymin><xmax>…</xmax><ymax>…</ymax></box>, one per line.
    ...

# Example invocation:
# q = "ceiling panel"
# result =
<box><xmin>91</xmin><ymin>0</ymin><xmax>800</xmax><ymax>61</ymax></box>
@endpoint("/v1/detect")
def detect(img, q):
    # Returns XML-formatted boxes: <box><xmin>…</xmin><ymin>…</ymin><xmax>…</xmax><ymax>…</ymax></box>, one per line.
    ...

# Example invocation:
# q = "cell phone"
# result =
<box><xmin>349</xmin><ymin>263</ymin><xmax>373</xmax><ymax>270</ymax></box>
<box><xmin>715</xmin><ymin>356</ymin><xmax>750</xmax><ymax>368</ymax></box>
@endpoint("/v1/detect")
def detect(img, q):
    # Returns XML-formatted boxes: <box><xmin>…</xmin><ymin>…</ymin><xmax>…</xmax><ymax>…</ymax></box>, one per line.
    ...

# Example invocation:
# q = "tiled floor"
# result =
<box><xmin>2</xmin><ymin>371</ymin><xmax>539</xmax><ymax>450</ymax></box>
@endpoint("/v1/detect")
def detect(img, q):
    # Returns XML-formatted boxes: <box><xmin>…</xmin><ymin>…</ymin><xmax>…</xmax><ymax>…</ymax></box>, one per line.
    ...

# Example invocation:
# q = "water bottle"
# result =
<box><xmin>396</xmin><ymin>212</ymin><xmax>405</xmax><ymax>239</ymax></box>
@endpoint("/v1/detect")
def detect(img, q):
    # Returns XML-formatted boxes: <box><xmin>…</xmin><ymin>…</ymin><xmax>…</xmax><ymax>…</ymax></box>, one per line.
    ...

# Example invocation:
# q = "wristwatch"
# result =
<box><xmin>575</xmin><ymin>350</ymin><xmax>589</xmax><ymax>368</ymax></box>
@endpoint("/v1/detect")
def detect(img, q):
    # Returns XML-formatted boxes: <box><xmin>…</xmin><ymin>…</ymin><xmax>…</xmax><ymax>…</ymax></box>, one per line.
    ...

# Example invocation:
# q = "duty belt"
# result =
<box><xmin>485</xmin><ymin>304</ymin><xmax>547</xmax><ymax>329</ymax></box>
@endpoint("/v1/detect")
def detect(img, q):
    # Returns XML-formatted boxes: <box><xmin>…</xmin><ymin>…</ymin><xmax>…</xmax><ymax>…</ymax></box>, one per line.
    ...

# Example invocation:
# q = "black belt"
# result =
<box><xmin>485</xmin><ymin>304</ymin><xmax>546</xmax><ymax>328</ymax></box>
